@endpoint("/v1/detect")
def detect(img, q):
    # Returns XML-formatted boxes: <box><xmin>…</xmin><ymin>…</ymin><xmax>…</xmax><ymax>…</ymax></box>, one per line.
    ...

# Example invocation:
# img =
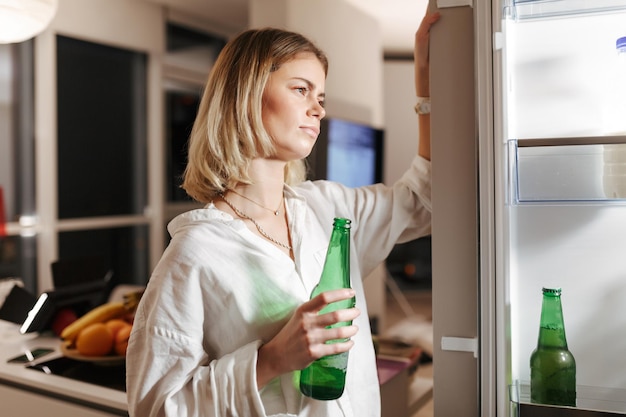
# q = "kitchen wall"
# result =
<box><xmin>382</xmin><ymin>60</ymin><xmax>420</xmax><ymax>185</ymax></box>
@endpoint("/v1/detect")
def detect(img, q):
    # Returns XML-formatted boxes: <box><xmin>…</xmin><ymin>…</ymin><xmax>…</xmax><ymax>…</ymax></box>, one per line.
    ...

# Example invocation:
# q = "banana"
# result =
<box><xmin>60</xmin><ymin>301</ymin><xmax>126</xmax><ymax>343</ymax></box>
<box><xmin>123</xmin><ymin>289</ymin><xmax>144</xmax><ymax>313</ymax></box>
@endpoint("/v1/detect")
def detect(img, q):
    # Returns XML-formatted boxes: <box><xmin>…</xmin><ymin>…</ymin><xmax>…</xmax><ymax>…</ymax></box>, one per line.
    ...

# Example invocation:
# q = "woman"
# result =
<box><xmin>126</xmin><ymin>11</ymin><xmax>440</xmax><ymax>417</ymax></box>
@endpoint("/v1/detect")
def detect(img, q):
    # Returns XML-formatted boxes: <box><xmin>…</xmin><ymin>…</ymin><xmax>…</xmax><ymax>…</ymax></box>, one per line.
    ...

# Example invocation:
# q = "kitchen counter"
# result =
<box><xmin>0</xmin><ymin>316</ymin><xmax>431</xmax><ymax>417</ymax></box>
<box><xmin>0</xmin><ymin>320</ymin><xmax>128</xmax><ymax>417</ymax></box>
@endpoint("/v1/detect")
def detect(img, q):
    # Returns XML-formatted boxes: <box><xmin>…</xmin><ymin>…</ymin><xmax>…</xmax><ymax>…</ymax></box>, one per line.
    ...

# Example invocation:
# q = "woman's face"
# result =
<box><xmin>262</xmin><ymin>52</ymin><xmax>326</xmax><ymax>162</ymax></box>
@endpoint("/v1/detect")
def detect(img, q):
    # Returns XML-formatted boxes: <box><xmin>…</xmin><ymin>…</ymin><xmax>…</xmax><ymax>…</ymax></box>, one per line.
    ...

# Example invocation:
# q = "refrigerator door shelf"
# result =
<box><xmin>510</xmin><ymin>138</ymin><xmax>626</xmax><ymax>203</ymax></box>
<box><xmin>510</xmin><ymin>0</ymin><xmax>626</xmax><ymax>21</ymax></box>
<box><xmin>517</xmin><ymin>403</ymin><xmax>625</xmax><ymax>417</ymax></box>
<box><xmin>511</xmin><ymin>381</ymin><xmax>626</xmax><ymax>416</ymax></box>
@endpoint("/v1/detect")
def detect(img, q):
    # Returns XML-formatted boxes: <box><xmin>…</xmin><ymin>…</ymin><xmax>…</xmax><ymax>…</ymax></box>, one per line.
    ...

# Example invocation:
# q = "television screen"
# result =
<box><xmin>307</xmin><ymin>118</ymin><xmax>383</xmax><ymax>186</ymax></box>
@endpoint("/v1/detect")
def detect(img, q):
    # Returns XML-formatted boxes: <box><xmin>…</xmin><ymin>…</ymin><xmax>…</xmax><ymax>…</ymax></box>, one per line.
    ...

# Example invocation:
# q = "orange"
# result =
<box><xmin>76</xmin><ymin>323</ymin><xmax>114</xmax><ymax>356</ymax></box>
<box><xmin>105</xmin><ymin>318</ymin><xmax>129</xmax><ymax>339</ymax></box>
<box><xmin>114</xmin><ymin>324</ymin><xmax>132</xmax><ymax>356</ymax></box>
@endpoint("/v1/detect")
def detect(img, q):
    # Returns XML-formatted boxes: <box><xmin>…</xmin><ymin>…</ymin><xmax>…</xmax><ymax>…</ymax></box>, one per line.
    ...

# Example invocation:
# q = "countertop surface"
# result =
<box><xmin>0</xmin><ymin>316</ymin><xmax>432</xmax><ymax>416</ymax></box>
<box><xmin>0</xmin><ymin>320</ymin><xmax>127</xmax><ymax>412</ymax></box>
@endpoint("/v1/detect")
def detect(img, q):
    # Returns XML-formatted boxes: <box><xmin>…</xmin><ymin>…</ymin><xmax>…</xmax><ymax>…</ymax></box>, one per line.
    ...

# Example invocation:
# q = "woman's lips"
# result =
<box><xmin>301</xmin><ymin>126</ymin><xmax>320</xmax><ymax>139</ymax></box>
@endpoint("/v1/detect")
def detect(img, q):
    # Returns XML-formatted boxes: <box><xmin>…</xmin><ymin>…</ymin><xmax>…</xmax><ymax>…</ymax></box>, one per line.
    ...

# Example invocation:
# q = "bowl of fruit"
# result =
<box><xmin>58</xmin><ymin>290</ymin><xmax>142</xmax><ymax>365</ymax></box>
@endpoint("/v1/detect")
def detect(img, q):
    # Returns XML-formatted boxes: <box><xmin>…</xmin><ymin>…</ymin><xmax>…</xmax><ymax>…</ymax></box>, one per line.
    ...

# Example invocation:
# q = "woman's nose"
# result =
<box><xmin>310</xmin><ymin>101</ymin><xmax>325</xmax><ymax>119</ymax></box>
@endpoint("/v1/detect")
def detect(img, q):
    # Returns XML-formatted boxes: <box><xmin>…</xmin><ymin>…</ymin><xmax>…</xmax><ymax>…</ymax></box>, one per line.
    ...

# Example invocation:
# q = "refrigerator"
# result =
<box><xmin>428</xmin><ymin>0</ymin><xmax>626</xmax><ymax>416</ymax></box>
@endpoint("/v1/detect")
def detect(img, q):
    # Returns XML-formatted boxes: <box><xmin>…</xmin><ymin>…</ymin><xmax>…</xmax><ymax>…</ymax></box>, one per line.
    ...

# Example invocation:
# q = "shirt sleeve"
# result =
<box><xmin>298</xmin><ymin>154</ymin><xmax>432</xmax><ymax>277</ymax></box>
<box><xmin>126</xmin><ymin>252</ymin><xmax>269</xmax><ymax>417</ymax></box>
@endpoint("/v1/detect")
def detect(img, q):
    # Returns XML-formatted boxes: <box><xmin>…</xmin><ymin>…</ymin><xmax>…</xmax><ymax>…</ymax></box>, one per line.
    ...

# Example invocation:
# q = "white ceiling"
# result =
<box><xmin>152</xmin><ymin>0</ymin><xmax>428</xmax><ymax>56</ymax></box>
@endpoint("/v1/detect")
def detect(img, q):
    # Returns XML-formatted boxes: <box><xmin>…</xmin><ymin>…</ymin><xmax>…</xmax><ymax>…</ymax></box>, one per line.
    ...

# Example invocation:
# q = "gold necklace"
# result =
<box><xmin>229</xmin><ymin>188</ymin><xmax>282</xmax><ymax>216</ymax></box>
<box><xmin>220</xmin><ymin>193</ymin><xmax>292</xmax><ymax>251</ymax></box>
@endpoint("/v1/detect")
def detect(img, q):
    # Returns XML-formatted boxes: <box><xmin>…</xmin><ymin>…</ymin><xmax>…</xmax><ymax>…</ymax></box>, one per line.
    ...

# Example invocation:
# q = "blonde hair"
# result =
<box><xmin>182</xmin><ymin>27</ymin><xmax>329</xmax><ymax>204</ymax></box>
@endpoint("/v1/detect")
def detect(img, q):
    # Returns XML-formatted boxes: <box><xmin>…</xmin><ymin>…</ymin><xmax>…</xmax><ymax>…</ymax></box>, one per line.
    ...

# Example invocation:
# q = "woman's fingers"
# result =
<box><xmin>313</xmin><ymin>306</ymin><xmax>361</xmax><ymax>328</ymax></box>
<box><xmin>305</xmin><ymin>288</ymin><xmax>356</xmax><ymax>313</ymax></box>
<box><xmin>415</xmin><ymin>11</ymin><xmax>441</xmax><ymax>66</ymax></box>
<box><xmin>301</xmin><ymin>289</ymin><xmax>360</xmax><ymax>331</ymax></box>
<box><xmin>306</xmin><ymin>337</ymin><xmax>356</xmax><ymax>359</ymax></box>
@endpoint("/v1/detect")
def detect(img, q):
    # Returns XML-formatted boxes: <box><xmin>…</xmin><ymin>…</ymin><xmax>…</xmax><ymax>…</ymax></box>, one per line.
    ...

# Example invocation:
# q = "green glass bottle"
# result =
<box><xmin>300</xmin><ymin>217</ymin><xmax>355</xmax><ymax>400</ymax></box>
<box><xmin>530</xmin><ymin>287</ymin><xmax>576</xmax><ymax>407</ymax></box>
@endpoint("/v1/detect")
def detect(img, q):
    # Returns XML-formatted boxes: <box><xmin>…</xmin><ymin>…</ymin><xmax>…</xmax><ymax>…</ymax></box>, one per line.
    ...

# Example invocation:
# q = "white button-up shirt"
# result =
<box><xmin>126</xmin><ymin>156</ymin><xmax>431</xmax><ymax>417</ymax></box>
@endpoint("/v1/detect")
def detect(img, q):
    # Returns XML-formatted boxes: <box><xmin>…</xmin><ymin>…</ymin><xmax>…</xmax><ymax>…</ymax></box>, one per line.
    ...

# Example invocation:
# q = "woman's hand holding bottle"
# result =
<box><xmin>256</xmin><ymin>289</ymin><xmax>360</xmax><ymax>388</ymax></box>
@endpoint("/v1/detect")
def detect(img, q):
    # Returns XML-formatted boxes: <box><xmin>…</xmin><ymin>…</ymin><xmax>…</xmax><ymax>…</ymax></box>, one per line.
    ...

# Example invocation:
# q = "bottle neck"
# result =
<box><xmin>537</xmin><ymin>294</ymin><xmax>569</xmax><ymax>348</ymax></box>
<box><xmin>325</xmin><ymin>225</ymin><xmax>350</xmax><ymax>288</ymax></box>
<box><xmin>315</xmin><ymin>220</ymin><xmax>351</xmax><ymax>293</ymax></box>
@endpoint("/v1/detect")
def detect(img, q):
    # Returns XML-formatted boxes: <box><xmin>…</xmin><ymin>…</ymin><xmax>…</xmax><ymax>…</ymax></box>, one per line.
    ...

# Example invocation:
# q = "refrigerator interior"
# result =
<box><xmin>500</xmin><ymin>1</ymin><xmax>626</xmax><ymax>414</ymax></box>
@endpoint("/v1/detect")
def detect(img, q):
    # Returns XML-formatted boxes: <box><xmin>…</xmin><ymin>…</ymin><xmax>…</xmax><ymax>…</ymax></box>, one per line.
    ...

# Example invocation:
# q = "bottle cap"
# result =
<box><xmin>542</xmin><ymin>287</ymin><xmax>562</xmax><ymax>296</ymax></box>
<box><xmin>617</xmin><ymin>36</ymin><xmax>626</xmax><ymax>51</ymax></box>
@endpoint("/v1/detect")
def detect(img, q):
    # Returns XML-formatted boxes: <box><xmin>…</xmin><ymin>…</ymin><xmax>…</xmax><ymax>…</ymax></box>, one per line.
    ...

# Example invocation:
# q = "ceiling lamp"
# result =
<box><xmin>0</xmin><ymin>0</ymin><xmax>58</xmax><ymax>44</ymax></box>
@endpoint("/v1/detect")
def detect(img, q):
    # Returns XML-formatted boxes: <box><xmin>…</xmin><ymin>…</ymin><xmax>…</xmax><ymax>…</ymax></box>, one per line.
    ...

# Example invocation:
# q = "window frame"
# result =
<box><xmin>32</xmin><ymin>0</ymin><xmax>166</xmax><ymax>292</ymax></box>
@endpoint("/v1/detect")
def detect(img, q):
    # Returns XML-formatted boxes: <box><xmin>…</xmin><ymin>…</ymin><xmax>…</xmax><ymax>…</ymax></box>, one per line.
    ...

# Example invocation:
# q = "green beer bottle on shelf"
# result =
<box><xmin>530</xmin><ymin>287</ymin><xmax>576</xmax><ymax>407</ymax></box>
<box><xmin>300</xmin><ymin>217</ymin><xmax>355</xmax><ymax>400</ymax></box>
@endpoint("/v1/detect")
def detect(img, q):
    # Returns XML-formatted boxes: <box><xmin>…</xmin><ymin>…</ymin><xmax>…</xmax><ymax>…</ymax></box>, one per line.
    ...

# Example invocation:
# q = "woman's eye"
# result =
<box><xmin>296</xmin><ymin>86</ymin><xmax>308</xmax><ymax>95</ymax></box>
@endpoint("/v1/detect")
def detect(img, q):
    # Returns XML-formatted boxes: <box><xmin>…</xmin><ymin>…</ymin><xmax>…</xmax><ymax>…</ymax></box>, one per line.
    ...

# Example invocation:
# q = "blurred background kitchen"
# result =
<box><xmin>0</xmin><ymin>1</ymin><xmax>434</xmax><ymax>416</ymax></box>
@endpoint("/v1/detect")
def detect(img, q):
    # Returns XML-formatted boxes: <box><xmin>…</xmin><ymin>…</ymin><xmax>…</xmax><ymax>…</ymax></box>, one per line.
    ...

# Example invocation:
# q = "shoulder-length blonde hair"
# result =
<box><xmin>182</xmin><ymin>27</ymin><xmax>329</xmax><ymax>204</ymax></box>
